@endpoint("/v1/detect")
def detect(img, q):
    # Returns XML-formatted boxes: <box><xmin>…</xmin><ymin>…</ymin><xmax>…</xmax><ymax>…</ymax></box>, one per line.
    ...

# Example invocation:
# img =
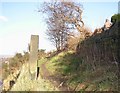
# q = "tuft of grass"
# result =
<box><xmin>37</xmin><ymin>58</ymin><xmax>47</xmax><ymax>66</ymax></box>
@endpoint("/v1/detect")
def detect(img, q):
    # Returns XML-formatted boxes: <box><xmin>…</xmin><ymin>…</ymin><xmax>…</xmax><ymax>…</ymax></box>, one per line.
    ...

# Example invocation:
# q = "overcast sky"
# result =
<box><xmin>0</xmin><ymin>0</ymin><xmax>119</xmax><ymax>55</ymax></box>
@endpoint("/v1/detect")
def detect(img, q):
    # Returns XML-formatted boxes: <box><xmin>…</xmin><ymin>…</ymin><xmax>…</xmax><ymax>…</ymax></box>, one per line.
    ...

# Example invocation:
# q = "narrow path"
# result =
<box><xmin>41</xmin><ymin>62</ymin><xmax>51</xmax><ymax>80</ymax></box>
<box><xmin>41</xmin><ymin>61</ymin><xmax>71</xmax><ymax>91</ymax></box>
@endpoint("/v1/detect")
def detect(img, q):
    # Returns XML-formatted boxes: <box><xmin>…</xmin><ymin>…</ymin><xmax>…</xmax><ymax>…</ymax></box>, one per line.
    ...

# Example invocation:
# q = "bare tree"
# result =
<box><xmin>40</xmin><ymin>0</ymin><xmax>88</xmax><ymax>51</ymax></box>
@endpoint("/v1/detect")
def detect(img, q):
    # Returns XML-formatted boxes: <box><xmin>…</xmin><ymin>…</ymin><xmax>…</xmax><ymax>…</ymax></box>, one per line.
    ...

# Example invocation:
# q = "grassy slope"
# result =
<box><xmin>11</xmin><ymin>22</ymin><xmax>118</xmax><ymax>91</ymax></box>
<box><xmin>45</xmin><ymin>51</ymin><xmax>118</xmax><ymax>91</ymax></box>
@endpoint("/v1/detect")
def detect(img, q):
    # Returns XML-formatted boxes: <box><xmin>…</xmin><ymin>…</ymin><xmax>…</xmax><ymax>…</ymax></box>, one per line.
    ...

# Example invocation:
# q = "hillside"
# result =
<box><xmin>38</xmin><ymin>22</ymin><xmax>119</xmax><ymax>91</ymax></box>
<box><xmin>2</xmin><ymin>22</ymin><xmax>119</xmax><ymax>92</ymax></box>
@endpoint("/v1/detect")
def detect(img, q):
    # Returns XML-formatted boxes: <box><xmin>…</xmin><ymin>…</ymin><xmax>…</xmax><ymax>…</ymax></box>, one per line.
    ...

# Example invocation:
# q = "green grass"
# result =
<box><xmin>45</xmin><ymin>51</ymin><xmax>118</xmax><ymax>91</ymax></box>
<box><xmin>37</xmin><ymin>57</ymin><xmax>47</xmax><ymax>66</ymax></box>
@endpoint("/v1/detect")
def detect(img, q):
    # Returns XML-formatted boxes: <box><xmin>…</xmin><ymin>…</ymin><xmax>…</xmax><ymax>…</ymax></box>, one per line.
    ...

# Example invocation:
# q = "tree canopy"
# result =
<box><xmin>111</xmin><ymin>13</ymin><xmax>120</xmax><ymax>23</ymax></box>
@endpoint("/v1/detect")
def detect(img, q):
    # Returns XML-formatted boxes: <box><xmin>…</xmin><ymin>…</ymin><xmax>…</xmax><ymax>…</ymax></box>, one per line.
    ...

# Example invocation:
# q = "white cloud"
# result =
<box><xmin>0</xmin><ymin>16</ymin><xmax>8</xmax><ymax>22</ymax></box>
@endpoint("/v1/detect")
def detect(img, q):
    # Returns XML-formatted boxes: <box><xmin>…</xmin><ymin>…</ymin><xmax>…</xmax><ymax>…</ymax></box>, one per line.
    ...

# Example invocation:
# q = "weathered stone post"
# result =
<box><xmin>29</xmin><ymin>35</ymin><xmax>39</xmax><ymax>80</ymax></box>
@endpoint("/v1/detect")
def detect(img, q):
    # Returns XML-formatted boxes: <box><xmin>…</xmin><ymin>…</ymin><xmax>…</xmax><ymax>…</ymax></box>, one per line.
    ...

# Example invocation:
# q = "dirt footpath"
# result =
<box><xmin>40</xmin><ymin>61</ymin><xmax>72</xmax><ymax>91</ymax></box>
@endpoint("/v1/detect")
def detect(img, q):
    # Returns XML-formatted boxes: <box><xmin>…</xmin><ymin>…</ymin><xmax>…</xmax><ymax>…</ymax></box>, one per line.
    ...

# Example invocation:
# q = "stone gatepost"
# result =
<box><xmin>29</xmin><ymin>35</ymin><xmax>39</xmax><ymax>80</ymax></box>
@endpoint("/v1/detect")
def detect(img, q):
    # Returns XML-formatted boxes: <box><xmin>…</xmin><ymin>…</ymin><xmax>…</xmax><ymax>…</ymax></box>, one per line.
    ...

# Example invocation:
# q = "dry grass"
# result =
<box><xmin>10</xmin><ymin>63</ymin><xmax>58</xmax><ymax>91</ymax></box>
